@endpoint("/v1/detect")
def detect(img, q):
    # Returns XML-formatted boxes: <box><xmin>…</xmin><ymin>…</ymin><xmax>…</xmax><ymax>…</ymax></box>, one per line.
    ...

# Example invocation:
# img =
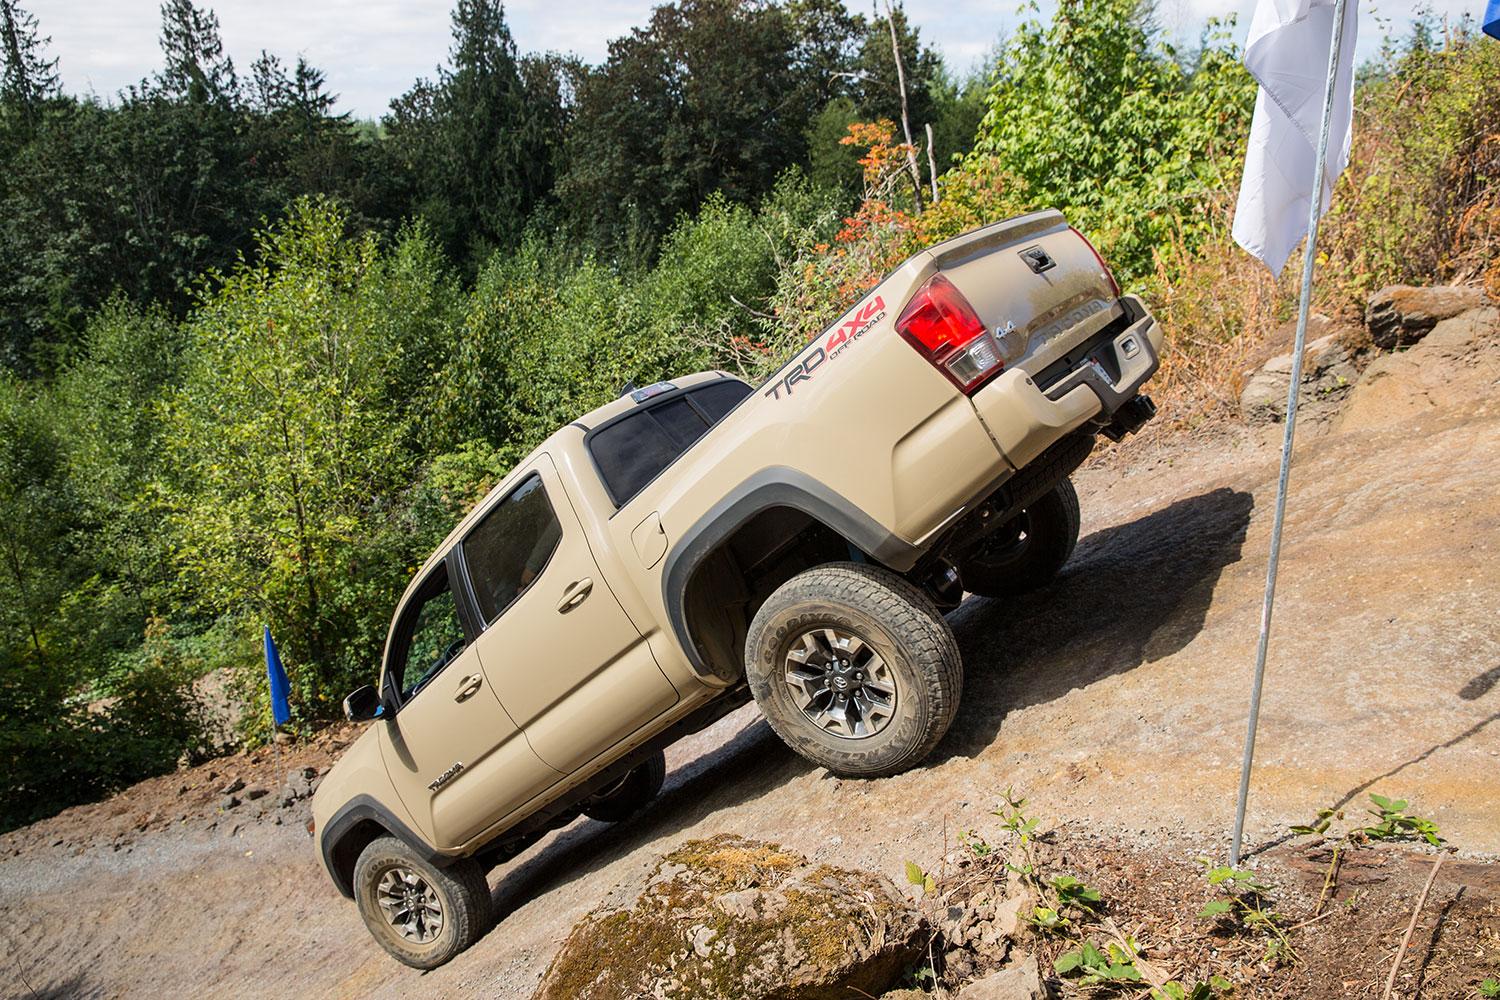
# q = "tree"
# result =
<box><xmin>155</xmin><ymin>0</ymin><xmax>238</xmax><ymax>105</ymax></box>
<box><xmin>384</xmin><ymin>0</ymin><xmax>565</xmax><ymax>266</ymax></box>
<box><xmin>969</xmin><ymin>0</ymin><xmax>1254</xmax><ymax>278</ymax></box>
<box><xmin>851</xmin><ymin>4</ymin><xmax>941</xmax><ymax>141</ymax></box>
<box><xmin>163</xmin><ymin>200</ymin><xmax>459</xmax><ymax>703</ymax></box>
<box><xmin>0</xmin><ymin>0</ymin><xmax>58</xmax><ymax>126</ymax></box>
<box><xmin>558</xmin><ymin>0</ymin><xmax>812</xmax><ymax>258</ymax></box>
<box><xmin>786</xmin><ymin>0</ymin><xmax>865</xmax><ymax>110</ymax></box>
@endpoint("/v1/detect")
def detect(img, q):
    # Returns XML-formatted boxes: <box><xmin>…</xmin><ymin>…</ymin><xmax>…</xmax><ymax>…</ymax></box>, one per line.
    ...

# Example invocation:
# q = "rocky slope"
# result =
<box><xmin>2</xmin><ymin>285</ymin><xmax>1497</xmax><ymax>1000</ymax></box>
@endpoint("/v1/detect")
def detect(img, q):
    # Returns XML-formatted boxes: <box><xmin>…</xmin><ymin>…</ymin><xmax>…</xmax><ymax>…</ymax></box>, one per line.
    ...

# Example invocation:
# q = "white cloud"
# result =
<box><xmin>34</xmin><ymin>0</ymin><xmax>1467</xmax><ymax>117</ymax></box>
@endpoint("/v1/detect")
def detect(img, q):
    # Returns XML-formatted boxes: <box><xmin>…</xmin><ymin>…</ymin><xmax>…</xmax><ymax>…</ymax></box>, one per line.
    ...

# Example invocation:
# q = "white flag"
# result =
<box><xmin>1232</xmin><ymin>0</ymin><xmax>1358</xmax><ymax>275</ymax></box>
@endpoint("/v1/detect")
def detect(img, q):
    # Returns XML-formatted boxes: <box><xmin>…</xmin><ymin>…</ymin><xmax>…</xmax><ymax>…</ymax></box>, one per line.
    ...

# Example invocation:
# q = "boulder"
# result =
<box><xmin>1337</xmin><ymin>307</ymin><xmax>1499</xmax><ymax>433</ymax></box>
<box><xmin>534</xmin><ymin>834</ymin><xmax>924</xmax><ymax>1000</ymax></box>
<box><xmin>1239</xmin><ymin>332</ymin><xmax>1359</xmax><ymax>425</ymax></box>
<box><xmin>1366</xmin><ymin>285</ymin><xmax>1485</xmax><ymax>350</ymax></box>
<box><xmin>956</xmin><ymin>954</ymin><xmax>1046</xmax><ymax>1000</ymax></box>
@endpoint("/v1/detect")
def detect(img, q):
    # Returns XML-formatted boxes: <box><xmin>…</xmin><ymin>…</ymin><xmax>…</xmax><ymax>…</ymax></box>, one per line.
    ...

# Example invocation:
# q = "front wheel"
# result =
<box><xmin>744</xmin><ymin>562</ymin><xmax>961</xmax><ymax>778</ymax></box>
<box><xmin>958</xmin><ymin>478</ymin><xmax>1080</xmax><ymax>599</ymax></box>
<box><xmin>353</xmin><ymin>835</ymin><xmax>492</xmax><ymax>969</ymax></box>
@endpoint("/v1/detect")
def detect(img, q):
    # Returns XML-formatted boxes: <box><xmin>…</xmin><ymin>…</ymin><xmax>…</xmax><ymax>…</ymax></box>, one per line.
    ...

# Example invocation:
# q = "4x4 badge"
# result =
<box><xmin>427</xmin><ymin>761</ymin><xmax>465</xmax><ymax>791</ymax></box>
<box><xmin>994</xmin><ymin>321</ymin><xmax>1024</xmax><ymax>363</ymax></box>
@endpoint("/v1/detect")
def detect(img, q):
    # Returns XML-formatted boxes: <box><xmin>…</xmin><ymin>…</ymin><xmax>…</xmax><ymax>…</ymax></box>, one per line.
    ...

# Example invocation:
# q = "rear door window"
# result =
<box><xmin>462</xmin><ymin>474</ymin><xmax>563</xmax><ymax>624</ymax></box>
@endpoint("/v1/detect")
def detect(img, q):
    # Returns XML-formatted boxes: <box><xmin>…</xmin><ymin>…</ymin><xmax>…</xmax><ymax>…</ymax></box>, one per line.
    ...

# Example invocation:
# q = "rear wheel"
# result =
<box><xmin>583</xmin><ymin>749</ymin><xmax>666</xmax><ymax>823</ymax></box>
<box><xmin>353</xmin><ymin>835</ymin><xmax>491</xmax><ymax>970</ymax></box>
<box><xmin>958</xmin><ymin>478</ymin><xmax>1080</xmax><ymax>599</ymax></box>
<box><xmin>744</xmin><ymin>562</ymin><xmax>961</xmax><ymax>778</ymax></box>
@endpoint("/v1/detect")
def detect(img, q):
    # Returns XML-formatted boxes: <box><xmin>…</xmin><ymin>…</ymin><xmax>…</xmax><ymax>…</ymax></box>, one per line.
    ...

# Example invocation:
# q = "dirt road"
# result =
<box><xmin>4</xmin><ymin>315</ymin><xmax>1498</xmax><ymax>999</ymax></box>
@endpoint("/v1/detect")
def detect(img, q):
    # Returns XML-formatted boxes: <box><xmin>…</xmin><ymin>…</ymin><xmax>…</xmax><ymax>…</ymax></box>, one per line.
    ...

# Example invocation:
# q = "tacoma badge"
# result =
<box><xmin>427</xmin><ymin>761</ymin><xmax>465</xmax><ymax>791</ymax></box>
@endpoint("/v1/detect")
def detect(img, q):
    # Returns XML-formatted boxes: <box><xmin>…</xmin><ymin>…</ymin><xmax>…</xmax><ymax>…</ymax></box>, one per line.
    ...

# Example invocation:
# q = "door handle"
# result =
<box><xmin>453</xmin><ymin>674</ymin><xmax>483</xmax><ymax>702</ymax></box>
<box><xmin>557</xmin><ymin>577</ymin><xmax>593</xmax><ymax>613</ymax></box>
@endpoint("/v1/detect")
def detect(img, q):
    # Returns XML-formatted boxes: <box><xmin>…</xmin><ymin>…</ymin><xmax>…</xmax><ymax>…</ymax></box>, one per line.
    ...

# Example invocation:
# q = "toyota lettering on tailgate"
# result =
<box><xmin>763</xmin><ymin>294</ymin><xmax>886</xmax><ymax>400</ymax></box>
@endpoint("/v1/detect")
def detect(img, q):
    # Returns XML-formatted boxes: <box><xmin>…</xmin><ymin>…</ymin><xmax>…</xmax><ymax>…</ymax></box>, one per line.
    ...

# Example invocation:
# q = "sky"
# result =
<box><xmin>34</xmin><ymin>0</ymin><xmax>1486</xmax><ymax>119</ymax></box>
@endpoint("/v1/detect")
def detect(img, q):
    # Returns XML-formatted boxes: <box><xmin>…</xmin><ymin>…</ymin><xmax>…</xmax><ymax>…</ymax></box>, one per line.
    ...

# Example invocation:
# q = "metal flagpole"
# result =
<box><xmin>270</xmin><ymin>702</ymin><xmax>283</xmax><ymax>777</ymax></box>
<box><xmin>1229</xmin><ymin>0</ymin><xmax>1350</xmax><ymax>867</ymax></box>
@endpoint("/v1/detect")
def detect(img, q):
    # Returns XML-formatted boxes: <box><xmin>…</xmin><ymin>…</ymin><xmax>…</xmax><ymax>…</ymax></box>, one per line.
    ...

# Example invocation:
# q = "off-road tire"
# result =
<box><xmin>352</xmin><ymin>835</ymin><xmax>491</xmax><ymax>970</ymax></box>
<box><xmin>583</xmin><ymin>749</ymin><xmax>667</xmax><ymax>823</ymax></box>
<box><xmin>744</xmin><ymin>561</ymin><xmax>961</xmax><ymax>778</ymax></box>
<box><xmin>958</xmin><ymin>478</ymin><xmax>1080</xmax><ymax>599</ymax></box>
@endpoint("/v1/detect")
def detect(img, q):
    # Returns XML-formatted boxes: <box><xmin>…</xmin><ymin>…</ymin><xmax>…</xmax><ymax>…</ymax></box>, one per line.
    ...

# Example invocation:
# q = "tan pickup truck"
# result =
<box><xmin>312</xmin><ymin>210</ymin><xmax>1164</xmax><ymax>967</ymax></box>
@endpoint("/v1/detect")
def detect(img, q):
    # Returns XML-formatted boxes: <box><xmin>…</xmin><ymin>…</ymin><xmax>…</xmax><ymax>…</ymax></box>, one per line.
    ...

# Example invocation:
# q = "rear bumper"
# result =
<box><xmin>970</xmin><ymin>294</ymin><xmax>1162</xmax><ymax>468</ymax></box>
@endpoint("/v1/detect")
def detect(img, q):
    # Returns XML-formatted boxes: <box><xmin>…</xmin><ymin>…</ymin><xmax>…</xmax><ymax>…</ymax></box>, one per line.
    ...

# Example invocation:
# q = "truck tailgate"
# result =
<box><xmin>928</xmin><ymin>210</ymin><xmax>1123</xmax><ymax>378</ymax></box>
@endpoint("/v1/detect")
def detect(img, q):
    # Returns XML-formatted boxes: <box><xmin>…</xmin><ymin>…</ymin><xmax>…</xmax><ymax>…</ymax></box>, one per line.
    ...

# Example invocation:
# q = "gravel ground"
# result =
<box><xmin>3</xmin><ymin>319</ymin><xmax>1497</xmax><ymax>1000</ymax></box>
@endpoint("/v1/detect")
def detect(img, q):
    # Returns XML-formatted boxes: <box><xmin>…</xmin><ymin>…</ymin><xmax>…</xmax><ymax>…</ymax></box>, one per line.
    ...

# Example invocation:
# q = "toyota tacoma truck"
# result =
<box><xmin>312</xmin><ymin>210</ymin><xmax>1163</xmax><ymax>968</ymax></box>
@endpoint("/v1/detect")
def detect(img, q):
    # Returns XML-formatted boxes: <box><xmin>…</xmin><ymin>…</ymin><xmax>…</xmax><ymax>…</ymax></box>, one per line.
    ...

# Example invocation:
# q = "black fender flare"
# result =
<box><xmin>660</xmin><ymin>467</ymin><xmax>920</xmax><ymax>681</ymax></box>
<box><xmin>319</xmin><ymin>794</ymin><xmax>453</xmax><ymax>899</ymax></box>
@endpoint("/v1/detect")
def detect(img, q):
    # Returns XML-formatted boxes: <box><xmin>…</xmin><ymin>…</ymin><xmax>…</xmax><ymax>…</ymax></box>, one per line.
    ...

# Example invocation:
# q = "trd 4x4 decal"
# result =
<box><xmin>764</xmin><ymin>294</ymin><xmax>886</xmax><ymax>400</ymax></box>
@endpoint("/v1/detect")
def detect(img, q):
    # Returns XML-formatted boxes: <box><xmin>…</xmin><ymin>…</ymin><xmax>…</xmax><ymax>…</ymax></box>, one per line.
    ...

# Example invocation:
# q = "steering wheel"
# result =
<box><xmin>439</xmin><ymin>637</ymin><xmax>466</xmax><ymax>666</ymax></box>
<box><xmin>406</xmin><ymin>637</ymin><xmax>469</xmax><ymax>700</ymax></box>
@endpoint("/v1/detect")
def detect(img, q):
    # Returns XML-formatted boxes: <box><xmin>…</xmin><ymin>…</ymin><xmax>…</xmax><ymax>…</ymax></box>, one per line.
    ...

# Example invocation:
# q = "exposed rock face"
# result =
<box><xmin>956</xmin><ymin>954</ymin><xmax>1046</xmax><ymax>1000</ymax></box>
<box><xmin>1366</xmin><ymin>285</ymin><xmax>1485</xmax><ymax>349</ymax></box>
<box><xmin>1239</xmin><ymin>331</ymin><xmax>1359</xmax><ymax>426</ymax></box>
<box><xmin>1338</xmin><ymin>306</ymin><xmax>1500</xmax><ymax>433</ymax></box>
<box><xmin>534</xmin><ymin>834</ymin><xmax>924</xmax><ymax>1000</ymax></box>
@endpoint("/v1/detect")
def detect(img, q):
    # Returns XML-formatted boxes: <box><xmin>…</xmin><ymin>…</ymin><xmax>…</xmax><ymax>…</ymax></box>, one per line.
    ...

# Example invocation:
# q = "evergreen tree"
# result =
<box><xmin>0</xmin><ymin>0</ymin><xmax>58</xmax><ymax>126</ymax></box>
<box><xmin>385</xmin><ymin>0</ymin><xmax>563</xmax><ymax>265</ymax></box>
<box><xmin>156</xmin><ymin>0</ymin><xmax>238</xmax><ymax>105</ymax></box>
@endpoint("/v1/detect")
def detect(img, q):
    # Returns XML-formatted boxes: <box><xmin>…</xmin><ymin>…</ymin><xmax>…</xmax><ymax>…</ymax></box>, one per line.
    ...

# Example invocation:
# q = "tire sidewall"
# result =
<box><xmin>353</xmin><ymin>839</ymin><xmax>469</xmax><ymax>970</ymax></box>
<box><xmin>748</xmin><ymin>599</ymin><xmax>934</xmax><ymax>776</ymax></box>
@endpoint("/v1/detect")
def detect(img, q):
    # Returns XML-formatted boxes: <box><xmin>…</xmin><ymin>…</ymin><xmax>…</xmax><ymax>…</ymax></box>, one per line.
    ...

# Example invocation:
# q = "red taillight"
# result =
<box><xmin>1070</xmin><ymin>226</ymin><xmax>1120</xmax><ymax>297</ymax></box>
<box><xmin>895</xmin><ymin>273</ymin><xmax>1004</xmax><ymax>393</ymax></box>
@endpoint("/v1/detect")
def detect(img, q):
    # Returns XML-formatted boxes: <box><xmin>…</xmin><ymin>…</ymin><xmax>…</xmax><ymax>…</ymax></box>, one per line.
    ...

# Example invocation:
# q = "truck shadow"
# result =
<box><xmin>938</xmin><ymin>485</ymin><xmax>1254</xmax><ymax>759</ymax></box>
<box><xmin>481</xmin><ymin>486</ymin><xmax>1254</xmax><ymax>937</ymax></box>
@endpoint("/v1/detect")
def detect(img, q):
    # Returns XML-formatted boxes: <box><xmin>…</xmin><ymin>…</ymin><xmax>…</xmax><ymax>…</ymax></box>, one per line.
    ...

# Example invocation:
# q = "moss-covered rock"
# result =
<box><xmin>534</xmin><ymin>834</ymin><xmax>925</xmax><ymax>1000</ymax></box>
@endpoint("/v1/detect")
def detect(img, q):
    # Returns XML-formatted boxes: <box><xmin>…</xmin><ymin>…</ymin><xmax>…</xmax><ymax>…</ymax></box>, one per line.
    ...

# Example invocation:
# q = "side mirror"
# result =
<box><xmin>343</xmin><ymin>685</ymin><xmax>384</xmax><ymax>723</ymax></box>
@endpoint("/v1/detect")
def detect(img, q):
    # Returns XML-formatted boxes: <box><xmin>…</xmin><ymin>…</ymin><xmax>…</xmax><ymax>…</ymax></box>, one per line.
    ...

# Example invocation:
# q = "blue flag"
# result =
<box><xmin>1487</xmin><ymin>0</ymin><xmax>1500</xmax><ymax>40</ymax></box>
<box><xmin>264</xmin><ymin>625</ymin><xmax>291</xmax><ymax>727</ymax></box>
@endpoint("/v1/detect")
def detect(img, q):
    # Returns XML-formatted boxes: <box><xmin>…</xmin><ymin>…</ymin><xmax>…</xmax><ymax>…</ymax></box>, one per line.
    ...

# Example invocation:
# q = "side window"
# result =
<box><xmin>586</xmin><ymin>380</ymin><xmax>749</xmax><ymax>507</ymax></box>
<box><xmin>395</xmin><ymin>565</ymin><xmax>468</xmax><ymax>702</ymax></box>
<box><xmin>690</xmin><ymin>379</ymin><xmax>752</xmax><ymax>421</ymax></box>
<box><xmin>463</xmin><ymin>473</ymin><xmax>563</xmax><ymax>624</ymax></box>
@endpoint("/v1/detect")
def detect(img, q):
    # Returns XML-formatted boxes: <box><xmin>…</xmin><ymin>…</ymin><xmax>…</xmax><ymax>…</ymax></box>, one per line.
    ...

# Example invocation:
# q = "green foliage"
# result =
<box><xmin>162</xmin><ymin>199</ymin><xmax>459</xmax><ymax>711</ymax></box>
<box><xmin>1197</xmin><ymin>860</ymin><xmax>1295</xmax><ymax>966</ymax></box>
<box><xmin>904</xmin><ymin>859</ymin><xmax>936</xmax><ymax>894</ymax></box>
<box><xmin>1363</xmin><ymin>794</ymin><xmax>1442</xmax><ymax>846</ymax></box>
<box><xmin>1479</xmin><ymin>978</ymin><xmax>1500</xmax><ymax>998</ymax></box>
<box><xmin>0</xmin><ymin>0</ymin><xmax>59</xmax><ymax>126</ymax></box>
<box><xmin>1051</xmin><ymin>874</ymin><xmax>1103</xmax><ymax>913</ymax></box>
<box><xmin>1152</xmin><ymin>977</ymin><xmax>1233</xmax><ymax>1000</ymax></box>
<box><xmin>558</xmin><ymin>0</ymin><xmax>816</xmax><ymax>259</ymax></box>
<box><xmin>968</xmin><ymin>0</ymin><xmax>1254</xmax><ymax>282</ymax></box>
<box><xmin>383</xmin><ymin>0</ymin><xmax>567</xmax><ymax>268</ymax></box>
<box><xmin>1319</xmin><ymin>27</ymin><xmax>1500</xmax><ymax>308</ymax></box>
<box><xmin>1054</xmin><ymin>939</ymin><xmax>1143</xmax><ymax>986</ymax></box>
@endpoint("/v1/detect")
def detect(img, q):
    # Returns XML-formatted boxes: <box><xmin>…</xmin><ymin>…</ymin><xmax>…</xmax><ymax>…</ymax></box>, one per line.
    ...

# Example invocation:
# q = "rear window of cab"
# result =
<box><xmin>587</xmin><ymin>379</ymin><xmax>751</xmax><ymax>508</ymax></box>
